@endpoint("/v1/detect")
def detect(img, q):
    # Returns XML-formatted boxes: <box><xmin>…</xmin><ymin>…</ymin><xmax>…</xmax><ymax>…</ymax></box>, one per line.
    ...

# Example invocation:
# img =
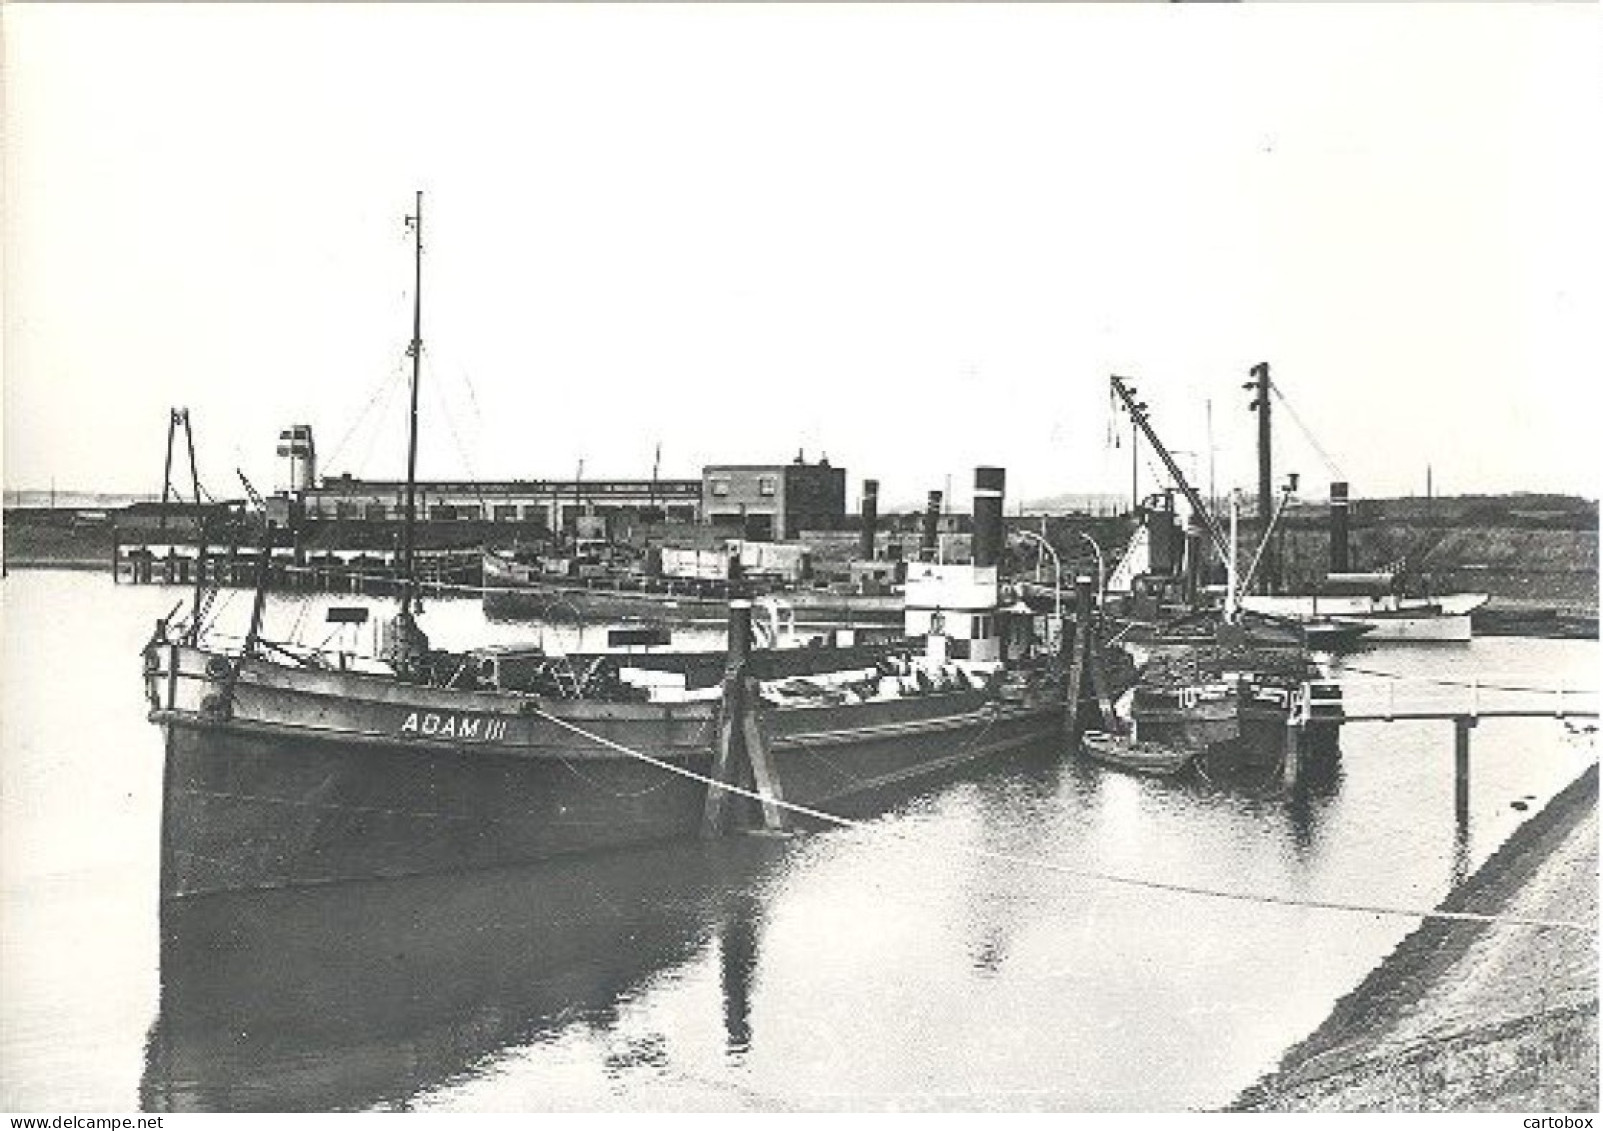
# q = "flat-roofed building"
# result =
<box><xmin>702</xmin><ymin>454</ymin><xmax>846</xmax><ymax>541</ymax></box>
<box><xmin>300</xmin><ymin>475</ymin><xmax>701</xmax><ymax>530</ymax></box>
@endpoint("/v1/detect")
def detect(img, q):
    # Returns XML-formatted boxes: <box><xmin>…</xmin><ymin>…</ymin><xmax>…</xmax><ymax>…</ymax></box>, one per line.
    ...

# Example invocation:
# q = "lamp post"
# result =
<box><xmin>1076</xmin><ymin>531</ymin><xmax>1106</xmax><ymax>611</ymax></box>
<box><xmin>1015</xmin><ymin>529</ymin><xmax>1062</xmax><ymax>651</ymax></box>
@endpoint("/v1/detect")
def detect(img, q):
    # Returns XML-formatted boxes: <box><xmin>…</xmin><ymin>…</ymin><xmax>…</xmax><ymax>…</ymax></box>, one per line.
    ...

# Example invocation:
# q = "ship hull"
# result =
<box><xmin>1239</xmin><ymin>593</ymin><xmax>1486</xmax><ymax>642</ymax></box>
<box><xmin>1131</xmin><ymin>686</ymin><xmax>1341</xmax><ymax>769</ymax></box>
<box><xmin>148</xmin><ymin>645</ymin><xmax>1060</xmax><ymax>898</ymax></box>
<box><xmin>1330</xmin><ymin>612</ymin><xmax>1473</xmax><ymax>643</ymax></box>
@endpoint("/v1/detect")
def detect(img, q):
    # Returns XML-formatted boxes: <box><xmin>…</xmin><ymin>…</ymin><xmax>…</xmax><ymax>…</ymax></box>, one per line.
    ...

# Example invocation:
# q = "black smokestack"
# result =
<box><xmin>972</xmin><ymin>466</ymin><xmax>1005</xmax><ymax>569</ymax></box>
<box><xmin>1329</xmin><ymin>481</ymin><xmax>1350</xmax><ymax>575</ymax></box>
<box><xmin>859</xmin><ymin>479</ymin><xmax>879</xmax><ymax>561</ymax></box>
<box><xmin>921</xmin><ymin>491</ymin><xmax>942</xmax><ymax>561</ymax></box>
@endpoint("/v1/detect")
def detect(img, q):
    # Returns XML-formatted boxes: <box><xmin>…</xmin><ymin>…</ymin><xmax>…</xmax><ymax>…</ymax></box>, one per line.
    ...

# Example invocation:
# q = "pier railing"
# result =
<box><xmin>1283</xmin><ymin>672</ymin><xmax>1597</xmax><ymax>803</ymax></box>
<box><xmin>1294</xmin><ymin>673</ymin><xmax>1599</xmax><ymax>726</ymax></box>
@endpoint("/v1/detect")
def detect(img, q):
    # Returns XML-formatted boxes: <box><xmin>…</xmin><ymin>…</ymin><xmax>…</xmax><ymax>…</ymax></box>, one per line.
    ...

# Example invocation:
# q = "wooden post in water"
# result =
<box><xmin>704</xmin><ymin>597</ymin><xmax>754</xmax><ymax>837</ymax></box>
<box><xmin>702</xmin><ymin>595</ymin><xmax>787</xmax><ymax>836</ymax></box>
<box><xmin>1282</xmin><ymin>714</ymin><xmax>1303</xmax><ymax>792</ymax></box>
<box><xmin>741</xmin><ymin>675</ymin><xmax>787</xmax><ymax>833</ymax></box>
<box><xmin>1084</xmin><ymin>593</ymin><xmax>1116</xmax><ymax>729</ymax></box>
<box><xmin>1065</xmin><ymin>574</ymin><xmax>1094</xmax><ymax>743</ymax></box>
<box><xmin>1454</xmin><ymin>716</ymin><xmax>1476</xmax><ymax>830</ymax></box>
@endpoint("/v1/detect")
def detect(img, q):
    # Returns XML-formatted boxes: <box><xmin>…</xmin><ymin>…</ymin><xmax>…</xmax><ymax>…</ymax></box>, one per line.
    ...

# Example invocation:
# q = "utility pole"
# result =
<box><xmin>1246</xmin><ymin>362</ymin><xmax>1274</xmax><ymax>593</ymax></box>
<box><xmin>650</xmin><ymin>441</ymin><xmax>661</xmax><ymax>520</ymax></box>
<box><xmin>574</xmin><ymin>457</ymin><xmax>585</xmax><ymax>539</ymax></box>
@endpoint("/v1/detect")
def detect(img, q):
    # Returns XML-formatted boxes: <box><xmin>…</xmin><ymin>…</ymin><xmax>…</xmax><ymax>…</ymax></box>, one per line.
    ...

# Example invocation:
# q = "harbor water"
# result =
<box><xmin>1</xmin><ymin>570</ymin><xmax>1596</xmax><ymax>1111</ymax></box>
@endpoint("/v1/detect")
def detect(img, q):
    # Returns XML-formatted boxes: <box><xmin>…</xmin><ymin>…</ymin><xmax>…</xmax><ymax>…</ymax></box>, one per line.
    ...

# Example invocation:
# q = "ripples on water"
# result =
<box><xmin>1</xmin><ymin>571</ymin><xmax>1596</xmax><ymax>1111</ymax></box>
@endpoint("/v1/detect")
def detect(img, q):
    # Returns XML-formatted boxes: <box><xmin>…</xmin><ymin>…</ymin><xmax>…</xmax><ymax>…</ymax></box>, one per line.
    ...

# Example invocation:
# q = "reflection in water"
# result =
<box><xmin>719</xmin><ymin>899</ymin><xmax>761</xmax><ymax>1059</ymax></box>
<box><xmin>958</xmin><ymin>759</ymin><xmax>1067</xmax><ymax>976</ymax></box>
<box><xmin>1452</xmin><ymin>803</ymin><xmax>1474</xmax><ymax>889</ymax></box>
<box><xmin>141</xmin><ymin>838</ymin><xmax>788</xmax><ymax>1112</ymax></box>
<box><xmin>1283</xmin><ymin>753</ymin><xmax>1344</xmax><ymax>859</ymax></box>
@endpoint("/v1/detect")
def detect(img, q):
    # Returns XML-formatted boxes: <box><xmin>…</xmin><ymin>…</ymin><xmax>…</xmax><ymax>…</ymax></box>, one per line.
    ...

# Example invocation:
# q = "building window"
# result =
<box><xmin>431</xmin><ymin>505</ymin><xmax>456</xmax><ymax>521</ymax></box>
<box><xmin>494</xmin><ymin>505</ymin><xmax>518</xmax><ymax>522</ymax></box>
<box><xmin>522</xmin><ymin>505</ymin><xmax>545</xmax><ymax>522</ymax></box>
<box><xmin>758</xmin><ymin>475</ymin><xmax>778</xmax><ymax>497</ymax></box>
<box><xmin>365</xmin><ymin>503</ymin><xmax>387</xmax><ymax>521</ymax></box>
<box><xmin>710</xmin><ymin>478</ymin><xmax>731</xmax><ymax>498</ymax></box>
<box><xmin>334</xmin><ymin>501</ymin><xmax>358</xmax><ymax>520</ymax></box>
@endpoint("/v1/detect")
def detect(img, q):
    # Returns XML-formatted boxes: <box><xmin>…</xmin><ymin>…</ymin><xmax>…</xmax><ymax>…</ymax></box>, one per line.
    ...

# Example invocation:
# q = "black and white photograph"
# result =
<box><xmin>2</xmin><ymin>1</ymin><xmax>1598</xmax><ymax>1118</ymax></box>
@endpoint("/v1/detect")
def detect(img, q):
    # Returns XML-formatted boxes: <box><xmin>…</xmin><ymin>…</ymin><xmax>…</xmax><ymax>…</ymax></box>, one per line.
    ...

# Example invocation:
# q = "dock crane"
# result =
<box><xmin>1109</xmin><ymin>376</ymin><xmax>1230</xmax><ymax>565</ymax></box>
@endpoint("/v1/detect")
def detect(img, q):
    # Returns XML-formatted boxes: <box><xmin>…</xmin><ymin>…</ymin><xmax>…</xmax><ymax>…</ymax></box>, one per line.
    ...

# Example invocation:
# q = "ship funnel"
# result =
<box><xmin>920</xmin><ymin>491</ymin><xmax>942</xmax><ymax>562</ymax></box>
<box><xmin>859</xmin><ymin>479</ymin><xmax>879</xmax><ymax>560</ymax></box>
<box><xmin>1329</xmin><ymin>481</ymin><xmax>1350</xmax><ymax>574</ymax></box>
<box><xmin>972</xmin><ymin>467</ymin><xmax>1005</xmax><ymax>569</ymax></box>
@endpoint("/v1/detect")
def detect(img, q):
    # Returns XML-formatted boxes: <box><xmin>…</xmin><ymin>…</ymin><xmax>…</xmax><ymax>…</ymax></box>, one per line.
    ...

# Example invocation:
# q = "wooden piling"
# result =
<box><xmin>703</xmin><ymin>598</ymin><xmax>755</xmax><ymax>838</ymax></box>
<box><xmin>1065</xmin><ymin>575</ymin><xmax>1094</xmax><ymax>743</ymax></box>
<box><xmin>702</xmin><ymin>694</ymin><xmax>741</xmax><ymax>838</ymax></box>
<box><xmin>740</xmin><ymin>676</ymin><xmax>787</xmax><ymax>833</ymax></box>
<box><xmin>1085</xmin><ymin>621</ymin><xmax>1116</xmax><ymax>729</ymax></box>
<box><xmin>1282</xmin><ymin>715</ymin><xmax>1303</xmax><ymax>792</ymax></box>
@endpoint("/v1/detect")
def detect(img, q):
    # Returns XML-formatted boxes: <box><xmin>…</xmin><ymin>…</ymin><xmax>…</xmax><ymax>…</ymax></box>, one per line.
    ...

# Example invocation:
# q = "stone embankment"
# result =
<box><xmin>1233</xmin><ymin>764</ymin><xmax>1598</xmax><ymax>1112</ymax></box>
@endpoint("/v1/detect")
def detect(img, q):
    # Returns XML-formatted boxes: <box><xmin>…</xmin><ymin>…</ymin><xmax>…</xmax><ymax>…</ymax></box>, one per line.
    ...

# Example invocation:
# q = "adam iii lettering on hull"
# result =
<box><xmin>398</xmin><ymin>711</ymin><xmax>509</xmax><ymax>742</ymax></box>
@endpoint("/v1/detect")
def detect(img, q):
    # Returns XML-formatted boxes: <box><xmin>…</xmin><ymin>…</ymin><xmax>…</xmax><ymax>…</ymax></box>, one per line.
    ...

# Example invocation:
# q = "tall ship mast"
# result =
<box><xmin>401</xmin><ymin>189</ymin><xmax>424</xmax><ymax>612</ymax></box>
<box><xmin>386</xmin><ymin>190</ymin><xmax>430</xmax><ymax>675</ymax></box>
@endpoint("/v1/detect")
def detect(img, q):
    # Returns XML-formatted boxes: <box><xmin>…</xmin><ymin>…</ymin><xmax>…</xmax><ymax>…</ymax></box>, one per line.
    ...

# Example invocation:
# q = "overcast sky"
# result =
<box><xmin>5</xmin><ymin>4</ymin><xmax>1599</xmax><ymax>510</ymax></box>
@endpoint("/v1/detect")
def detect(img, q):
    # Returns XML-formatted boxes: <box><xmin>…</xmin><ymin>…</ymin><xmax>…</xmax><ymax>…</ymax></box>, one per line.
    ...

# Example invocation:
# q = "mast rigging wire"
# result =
<box><xmin>324</xmin><ymin>360</ymin><xmax>411</xmax><ymax>472</ymax></box>
<box><xmin>1269</xmin><ymin>378</ymin><xmax>1346</xmax><ymax>481</ymax></box>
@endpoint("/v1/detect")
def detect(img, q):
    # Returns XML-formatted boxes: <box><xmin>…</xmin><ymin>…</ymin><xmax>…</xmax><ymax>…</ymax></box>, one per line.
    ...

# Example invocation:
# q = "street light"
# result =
<box><xmin>1076</xmin><ymin>531</ymin><xmax>1106</xmax><ymax>611</ymax></box>
<box><xmin>1014</xmin><ymin>529</ymin><xmax>1062</xmax><ymax>651</ymax></box>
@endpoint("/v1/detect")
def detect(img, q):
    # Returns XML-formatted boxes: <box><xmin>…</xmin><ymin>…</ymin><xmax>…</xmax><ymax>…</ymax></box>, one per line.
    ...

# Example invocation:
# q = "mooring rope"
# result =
<box><xmin>522</xmin><ymin>701</ymin><xmax>1595</xmax><ymax>934</ymax></box>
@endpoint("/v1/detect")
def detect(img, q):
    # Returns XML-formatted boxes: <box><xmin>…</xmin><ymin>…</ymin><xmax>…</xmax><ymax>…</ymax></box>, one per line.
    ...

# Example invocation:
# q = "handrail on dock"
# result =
<box><xmin>1292</xmin><ymin>675</ymin><xmax>1599</xmax><ymax>728</ymax></box>
<box><xmin>1282</xmin><ymin>673</ymin><xmax>1596</xmax><ymax>800</ymax></box>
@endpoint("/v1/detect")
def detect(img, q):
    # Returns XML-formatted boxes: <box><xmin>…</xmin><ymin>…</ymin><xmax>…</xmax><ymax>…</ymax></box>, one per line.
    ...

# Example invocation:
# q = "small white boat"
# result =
<box><xmin>1240</xmin><ymin>574</ymin><xmax>1487</xmax><ymax>643</ymax></box>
